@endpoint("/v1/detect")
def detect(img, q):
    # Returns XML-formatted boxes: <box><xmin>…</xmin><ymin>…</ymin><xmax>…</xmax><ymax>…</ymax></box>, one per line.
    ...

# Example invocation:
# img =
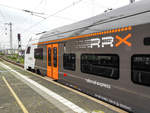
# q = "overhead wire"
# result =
<box><xmin>54</xmin><ymin>15</ymin><xmax>77</xmax><ymax>21</ymax></box>
<box><xmin>34</xmin><ymin>0</ymin><xmax>45</xmax><ymax>10</ymax></box>
<box><xmin>22</xmin><ymin>0</ymin><xmax>83</xmax><ymax>33</ymax></box>
<box><xmin>0</xmin><ymin>1</ymin><xmax>81</xmax><ymax>31</ymax></box>
<box><xmin>91</xmin><ymin>0</ymin><xmax>119</xmax><ymax>10</ymax></box>
<box><xmin>0</xmin><ymin>3</ymin><xmax>46</xmax><ymax>19</ymax></box>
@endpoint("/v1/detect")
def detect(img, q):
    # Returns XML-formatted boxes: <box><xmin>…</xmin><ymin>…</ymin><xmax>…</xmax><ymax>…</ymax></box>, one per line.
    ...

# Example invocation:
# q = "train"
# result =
<box><xmin>24</xmin><ymin>1</ymin><xmax>150</xmax><ymax>113</ymax></box>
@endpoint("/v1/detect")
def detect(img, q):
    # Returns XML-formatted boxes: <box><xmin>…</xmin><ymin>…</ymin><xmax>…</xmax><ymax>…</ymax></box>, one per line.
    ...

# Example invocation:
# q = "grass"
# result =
<box><xmin>6</xmin><ymin>54</ymin><xmax>24</xmax><ymax>64</ymax></box>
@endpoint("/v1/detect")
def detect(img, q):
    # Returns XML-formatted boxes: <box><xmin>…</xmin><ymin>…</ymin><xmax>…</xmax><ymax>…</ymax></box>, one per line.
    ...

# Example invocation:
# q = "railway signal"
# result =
<box><xmin>17</xmin><ymin>33</ymin><xmax>22</xmax><ymax>56</ymax></box>
<box><xmin>130</xmin><ymin>0</ymin><xmax>135</xmax><ymax>3</ymax></box>
<box><xmin>18</xmin><ymin>33</ymin><xmax>21</xmax><ymax>41</ymax></box>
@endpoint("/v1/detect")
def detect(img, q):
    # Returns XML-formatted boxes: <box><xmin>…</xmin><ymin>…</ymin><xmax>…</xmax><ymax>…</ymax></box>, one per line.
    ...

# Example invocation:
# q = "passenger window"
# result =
<box><xmin>48</xmin><ymin>48</ymin><xmax>51</xmax><ymax>66</ymax></box>
<box><xmin>53</xmin><ymin>47</ymin><xmax>57</xmax><ymax>67</ymax></box>
<box><xmin>144</xmin><ymin>37</ymin><xmax>150</xmax><ymax>45</ymax></box>
<box><xmin>63</xmin><ymin>54</ymin><xmax>76</xmax><ymax>71</ymax></box>
<box><xmin>34</xmin><ymin>48</ymin><xmax>43</xmax><ymax>59</ymax></box>
<box><xmin>81</xmin><ymin>54</ymin><xmax>119</xmax><ymax>79</ymax></box>
<box><xmin>131</xmin><ymin>55</ymin><xmax>150</xmax><ymax>86</ymax></box>
<box><xmin>26</xmin><ymin>47</ymin><xmax>31</xmax><ymax>54</ymax></box>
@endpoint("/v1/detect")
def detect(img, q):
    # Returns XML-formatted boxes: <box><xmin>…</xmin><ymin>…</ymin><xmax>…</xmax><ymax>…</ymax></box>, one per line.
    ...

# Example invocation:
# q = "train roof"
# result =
<box><xmin>33</xmin><ymin>0</ymin><xmax>150</xmax><ymax>44</ymax></box>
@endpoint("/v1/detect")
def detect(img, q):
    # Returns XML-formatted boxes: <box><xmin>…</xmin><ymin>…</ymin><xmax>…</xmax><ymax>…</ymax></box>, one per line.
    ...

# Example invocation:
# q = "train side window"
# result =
<box><xmin>48</xmin><ymin>48</ymin><xmax>51</xmax><ymax>66</ymax></box>
<box><xmin>63</xmin><ymin>54</ymin><xmax>76</xmax><ymax>71</ymax></box>
<box><xmin>34</xmin><ymin>48</ymin><xmax>43</xmax><ymax>59</ymax></box>
<box><xmin>144</xmin><ymin>37</ymin><xmax>150</xmax><ymax>45</ymax></box>
<box><xmin>81</xmin><ymin>54</ymin><xmax>119</xmax><ymax>79</ymax></box>
<box><xmin>131</xmin><ymin>54</ymin><xmax>150</xmax><ymax>86</ymax></box>
<box><xmin>26</xmin><ymin>47</ymin><xmax>31</xmax><ymax>54</ymax></box>
<box><xmin>53</xmin><ymin>47</ymin><xmax>57</xmax><ymax>67</ymax></box>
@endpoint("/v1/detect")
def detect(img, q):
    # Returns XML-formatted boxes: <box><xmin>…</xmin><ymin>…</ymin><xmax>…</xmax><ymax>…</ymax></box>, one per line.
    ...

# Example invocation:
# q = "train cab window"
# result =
<box><xmin>81</xmin><ymin>54</ymin><xmax>119</xmax><ymax>79</ymax></box>
<box><xmin>53</xmin><ymin>47</ymin><xmax>57</xmax><ymax>67</ymax></box>
<box><xmin>26</xmin><ymin>47</ymin><xmax>31</xmax><ymax>54</ymax></box>
<box><xmin>34</xmin><ymin>48</ymin><xmax>43</xmax><ymax>59</ymax></box>
<box><xmin>48</xmin><ymin>48</ymin><xmax>51</xmax><ymax>66</ymax></box>
<box><xmin>63</xmin><ymin>54</ymin><xmax>76</xmax><ymax>71</ymax></box>
<box><xmin>131</xmin><ymin>55</ymin><xmax>150</xmax><ymax>86</ymax></box>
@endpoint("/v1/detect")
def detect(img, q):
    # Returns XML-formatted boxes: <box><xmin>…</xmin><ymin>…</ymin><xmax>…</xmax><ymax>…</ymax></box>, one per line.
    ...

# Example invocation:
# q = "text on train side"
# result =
<box><xmin>84</xmin><ymin>33</ymin><xmax>132</xmax><ymax>48</ymax></box>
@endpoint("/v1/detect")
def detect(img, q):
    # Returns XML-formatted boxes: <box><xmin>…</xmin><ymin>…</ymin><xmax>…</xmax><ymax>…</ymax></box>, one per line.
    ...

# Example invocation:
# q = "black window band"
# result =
<box><xmin>81</xmin><ymin>54</ymin><xmax>119</xmax><ymax>79</ymax></box>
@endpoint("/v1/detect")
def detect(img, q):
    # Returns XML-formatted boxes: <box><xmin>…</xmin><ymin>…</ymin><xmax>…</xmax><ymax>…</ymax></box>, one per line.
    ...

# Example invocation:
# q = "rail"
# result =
<box><xmin>0</xmin><ymin>56</ymin><xmax>24</xmax><ymax>68</ymax></box>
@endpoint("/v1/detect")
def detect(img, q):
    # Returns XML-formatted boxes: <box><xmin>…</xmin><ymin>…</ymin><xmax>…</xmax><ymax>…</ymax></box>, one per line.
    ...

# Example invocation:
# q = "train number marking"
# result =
<box><xmin>115</xmin><ymin>34</ymin><xmax>132</xmax><ymax>47</ymax></box>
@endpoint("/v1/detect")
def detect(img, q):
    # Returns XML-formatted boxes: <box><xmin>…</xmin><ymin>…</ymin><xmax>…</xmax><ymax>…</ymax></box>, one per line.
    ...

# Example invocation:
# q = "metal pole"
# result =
<box><xmin>10</xmin><ymin>22</ymin><xmax>12</xmax><ymax>50</ymax></box>
<box><xmin>5</xmin><ymin>22</ymin><xmax>13</xmax><ymax>53</ymax></box>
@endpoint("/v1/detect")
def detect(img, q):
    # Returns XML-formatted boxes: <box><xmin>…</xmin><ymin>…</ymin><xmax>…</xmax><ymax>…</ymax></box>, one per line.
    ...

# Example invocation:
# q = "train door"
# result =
<box><xmin>47</xmin><ymin>45</ymin><xmax>52</xmax><ymax>78</ymax></box>
<box><xmin>47</xmin><ymin>44</ymin><xmax>58</xmax><ymax>80</ymax></box>
<box><xmin>52</xmin><ymin>44</ymin><xmax>58</xmax><ymax>80</ymax></box>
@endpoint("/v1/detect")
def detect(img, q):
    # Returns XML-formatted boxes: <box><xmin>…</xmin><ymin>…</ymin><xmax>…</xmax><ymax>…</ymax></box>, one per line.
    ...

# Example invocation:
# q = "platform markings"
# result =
<box><xmin>2</xmin><ymin>76</ymin><xmax>29</xmax><ymax>113</ymax></box>
<box><xmin>0</xmin><ymin>62</ymin><xmax>87</xmax><ymax>113</ymax></box>
<box><xmin>0</xmin><ymin>59</ymin><xmax>128</xmax><ymax>113</ymax></box>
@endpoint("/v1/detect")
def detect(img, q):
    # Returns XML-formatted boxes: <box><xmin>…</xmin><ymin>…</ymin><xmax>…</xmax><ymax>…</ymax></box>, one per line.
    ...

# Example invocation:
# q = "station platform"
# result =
<box><xmin>0</xmin><ymin>59</ymin><xmax>128</xmax><ymax>113</ymax></box>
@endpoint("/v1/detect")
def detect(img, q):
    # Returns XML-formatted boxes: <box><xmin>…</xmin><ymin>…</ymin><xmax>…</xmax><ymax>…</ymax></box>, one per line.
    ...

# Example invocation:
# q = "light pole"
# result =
<box><xmin>5</xmin><ymin>22</ymin><xmax>12</xmax><ymax>50</ymax></box>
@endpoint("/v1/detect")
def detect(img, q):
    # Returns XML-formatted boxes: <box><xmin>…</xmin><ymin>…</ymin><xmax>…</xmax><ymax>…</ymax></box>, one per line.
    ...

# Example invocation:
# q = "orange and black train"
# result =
<box><xmin>24</xmin><ymin>1</ymin><xmax>150</xmax><ymax>113</ymax></box>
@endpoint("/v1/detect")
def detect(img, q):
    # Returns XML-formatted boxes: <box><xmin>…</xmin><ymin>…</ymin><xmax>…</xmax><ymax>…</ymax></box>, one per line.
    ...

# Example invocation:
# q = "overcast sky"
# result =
<box><xmin>0</xmin><ymin>0</ymin><xmax>140</xmax><ymax>49</ymax></box>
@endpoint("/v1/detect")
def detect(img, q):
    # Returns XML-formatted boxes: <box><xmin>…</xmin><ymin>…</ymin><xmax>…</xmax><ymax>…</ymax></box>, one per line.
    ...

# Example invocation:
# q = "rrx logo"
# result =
<box><xmin>87</xmin><ymin>34</ymin><xmax>132</xmax><ymax>48</ymax></box>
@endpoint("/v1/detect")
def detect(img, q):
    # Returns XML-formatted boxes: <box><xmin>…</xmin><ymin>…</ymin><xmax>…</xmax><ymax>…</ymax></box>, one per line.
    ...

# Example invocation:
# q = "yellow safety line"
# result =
<box><xmin>1</xmin><ymin>59</ymin><xmax>128</xmax><ymax>113</ymax></box>
<box><xmin>2</xmin><ymin>76</ymin><xmax>29</xmax><ymax>113</ymax></box>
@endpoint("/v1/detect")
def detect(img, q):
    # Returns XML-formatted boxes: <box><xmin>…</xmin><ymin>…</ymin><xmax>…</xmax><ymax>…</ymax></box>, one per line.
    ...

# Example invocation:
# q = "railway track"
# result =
<box><xmin>0</xmin><ymin>57</ymin><xmax>24</xmax><ymax>68</ymax></box>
